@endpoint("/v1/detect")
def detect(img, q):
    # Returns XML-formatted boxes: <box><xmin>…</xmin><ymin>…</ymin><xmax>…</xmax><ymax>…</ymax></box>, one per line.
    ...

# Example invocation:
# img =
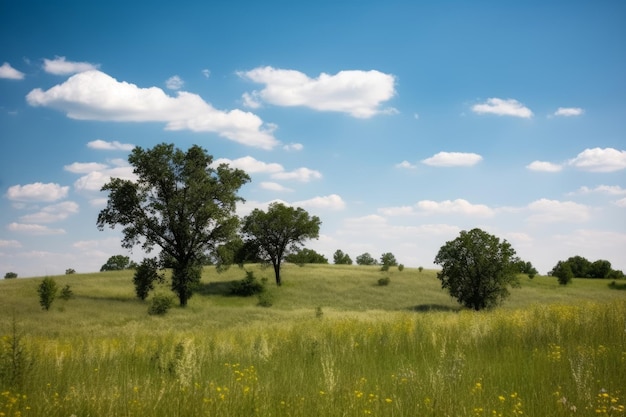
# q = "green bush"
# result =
<box><xmin>378</xmin><ymin>276</ymin><xmax>391</xmax><ymax>286</ymax></box>
<box><xmin>37</xmin><ymin>277</ymin><xmax>58</xmax><ymax>310</ymax></box>
<box><xmin>4</xmin><ymin>272</ymin><xmax>17</xmax><ymax>279</ymax></box>
<box><xmin>148</xmin><ymin>294</ymin><xmax>174</xmax><ymax>315</ymax></box>
<box><xmin>230</xmin><ymin>271</ymin><xmax>265</xmax><ymax>296</ymax></box>
<box><xmin>133</xmin><ymin>257</ymin><xmax>164</xmax><ymax>300</ymax></box>
<box><xmin>398</xmin><ymin>264</ymin><xmax>405</xmax><ymax>271</ymax></box>
<box><xmin>59</xmin><ymin>285</ymin><xmax>74</xmax><ymax>300</ymax></box>
<box><xmin>257</xmin><ymin>290</ymin><xmax>274</xmax><ymax>307</ymax></box>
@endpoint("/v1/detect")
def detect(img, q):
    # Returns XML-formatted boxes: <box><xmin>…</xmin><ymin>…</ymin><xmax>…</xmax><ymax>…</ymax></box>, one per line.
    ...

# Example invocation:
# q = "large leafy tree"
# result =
<box><xmin>241</xmin><ymin>202</ymin><xmax>321</xmax><ymax>286</ymax></box>
<box><xmin>97</xmin><ymin>143</ymin><xmax>250</xmax><ymax>306</ymax></box>
<box><xmin>434</xmin><ymin>228</ymin><xmax>519</xmax><ymax>310</ymax></box>
<box><xmin>100</xmin><ymin>254</ymin><xmax>133</xmax><ymax>271</ymax></box>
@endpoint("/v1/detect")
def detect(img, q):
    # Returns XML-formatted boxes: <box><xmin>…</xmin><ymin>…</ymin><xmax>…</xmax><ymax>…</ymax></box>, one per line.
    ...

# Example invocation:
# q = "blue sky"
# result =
<box><xmin>1</xmin><ymin>0</ymin><xmax>625</xmax><ymax>277</ymax></box>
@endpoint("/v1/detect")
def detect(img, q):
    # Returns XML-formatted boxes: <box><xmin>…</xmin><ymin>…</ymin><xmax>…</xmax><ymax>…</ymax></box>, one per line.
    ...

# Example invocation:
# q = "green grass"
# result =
<box><xmin>1</xmin><ymin>264</ymin><xmax>625</xmax><ymax>416</ymax></box>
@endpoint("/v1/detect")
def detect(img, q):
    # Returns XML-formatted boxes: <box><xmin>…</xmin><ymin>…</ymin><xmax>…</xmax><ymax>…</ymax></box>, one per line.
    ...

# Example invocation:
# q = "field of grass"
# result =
<box><xmin>1</xmin><ymin>264</ymin><xmax>625</xmax><ymax>416</ymax></box>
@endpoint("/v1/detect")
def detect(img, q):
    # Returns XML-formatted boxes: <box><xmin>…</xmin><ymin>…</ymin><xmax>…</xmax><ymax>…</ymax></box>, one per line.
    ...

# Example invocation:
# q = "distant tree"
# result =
<box><xmin>37</xmin><ymin>277</ymin><xmax>58</xmax><ymax>311</ymax></box>
<box><xmin>333</xmin><ymin>249</ymin><xmax>353</xmax><ymax>265</ymax></box>
<box><xmin>512</xmin><ymin>258</ymin><xmax>538</xmax><ymax>279</ymax></box>
<box><xmin>4</xmin><ymin>272</ymin><xmax>17</xmax><ymax>279</ymax></box>
<box><xmin>434</xmin><ymin>228</ymin><xmax>519</xmax><ymax>310</ymax></box>
<box><xmin>100</xmin><ymin>255</ymin><xmax>132</xmax><ymax>272</ymax></box>
<box><xmin>133</xmin><ymin>258</ymin><xmax>164</xmax><ymax>301</ymax></box>
<box><xmin>286</xmin><ymin>248</ymin><xmax>328</xmax><ymax>265</ymax></box>
<box><xmin>551</xmin><ymin>261</ymin><xmax>574</xmax><ymax>285</ymax></box>
<box><xmin>65</xmin><ymin>268</ymin><xmax>76</xmax><ymax>275</ymax></box>
<box><xmin>380</xmin><ymin>252</ymin><xmax>398</xmax><ymax>270</ymax></box>
<box><xmin>97</xmin><ymin>143</ymin><xmax>250</xmax><ymax>306</ymax></box>
<box><xmin>589</xmin><ymin>259</ymin><xmax>612</xmax><ymax>279</ymax></box>
<box><xmin>564</xmin><ymin>255</ymin><xmax>592</xmax><ymax>278</ymax></box>
<box><xmin>241</xmin><ymin>202</ymin><xmax>321</xmax><ymax>286</ymax></box>
<box><xmin>418</xmin><ymin>266</ymin><xmax>424</xmax><ymax>273</ymax></box>
<box><xmin>356</xmin><ymin>253</ymin><xmax>377</xmax><ymax>266</ymax></box>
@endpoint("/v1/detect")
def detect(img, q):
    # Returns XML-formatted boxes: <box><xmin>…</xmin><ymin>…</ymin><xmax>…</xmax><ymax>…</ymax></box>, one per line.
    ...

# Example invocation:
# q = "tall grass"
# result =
<box><xmin>1</xmin><ymin>265</ymin><xmax>624</xmax><ymax>416</ymax></box>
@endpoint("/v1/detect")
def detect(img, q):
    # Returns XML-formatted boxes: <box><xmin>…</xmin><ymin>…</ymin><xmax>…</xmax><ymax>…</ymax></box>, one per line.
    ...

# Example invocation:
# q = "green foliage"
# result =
<box><xmin>37</xmin><ymin>277</ymin><xmax>58</xmax><ymax>311</ymax></box>
<box><xmin>398</xmin><ymin>264</ymin><xmax>405</xmax><ymax>272</ymax></box>
<box><xmin>241</xmin><ymin>202</ymin><xmax>321</xmax><ymax>286</ymax></box>
<box><xmin>434</xmin><ymin>228</ymin><xmax>519</xmax><ymax>310</ymax></box>
<box><xmin>133</xmin><ymin>258</ymin><xmax>164</xmax><ymax>301</ymax></box>
<box><xmin>286</xmin><ymin>248</ymin><xmax>328</xmax><ymax>265</ymax></box>
<box><xmin>100</xmin><ymin>254</ymin><xmax>133</xmax><ymax>272</ymax></box>
<box><xmin>418</xmin><ymin>266</ymin><xmax>424</xmax><ymax>273</ymax></box>
<box><xmin>148</xmin><ymin>294</ymin><xmax>174</xmax><ymax>315</ymax></box>
<box><xmin>97</xmin><ymin>143</ymin><xmax>250</xmax><ymax>306</ymax></box>
<box><xmin>4</xmin><ymin>272</ymin><xmax>17</xmax><ymax>279</ymax></box>
<box><xmin>552</xmin><ymin>261</ymin><xmax>574</xmax><ymax>285</ymax></box>
<box><xmin>0</xmin><ymin>318</ymin><xmax>32</xmax><ymax>389</ymax></box>
<box><xmin>512</xmin><ymin>259</ymin><xmax>538</xmax><ymax>278</ymax></box>
<box><xmin>65</xmin><ymin>268</ymin><xmax>76</xmax><ymax>275</ymax></box>
<box><xmin>380</xmin><ymin>252</ymin><xmax>398</xmax><ymax>268</ymax></box>
<box><xmin>333</xmin><ymin>249</ymin><xmax>353</xmax><ymax>265</ymax></box>
<box><xmin>230</xmin><ymin>271</ymin><xmax>265</xmax><ymax>296</ymax></box>
<box><xmin>356</xmin><ymin>252</ymin><xmax>377</xmax><ymax>265</ymax></box>
<box><xmin>59</xmin><ymin>285</ymin><xmax>74</xmax><ymax>300</ymax></box>
<box><xmin>549</xmin><ymin>255</ymin><xmax>623</xmax><ymax>279</ymax></box>
<box><xmin>257</xmin><ymin>289</ymin><xmax>274</xmax><ymax>307</ymax></box>
<box><xmin>378</xmin><ymin>276</ymin><xmax>391</xmax><ymax>286</ymax></box>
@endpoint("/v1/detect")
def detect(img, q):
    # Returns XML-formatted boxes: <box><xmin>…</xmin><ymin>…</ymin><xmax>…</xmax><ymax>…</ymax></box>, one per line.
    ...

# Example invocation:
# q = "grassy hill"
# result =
<box><xmin>1</xmin><ymin>264</ymin><xmax>624</xmax><ymax>416</ymax></box>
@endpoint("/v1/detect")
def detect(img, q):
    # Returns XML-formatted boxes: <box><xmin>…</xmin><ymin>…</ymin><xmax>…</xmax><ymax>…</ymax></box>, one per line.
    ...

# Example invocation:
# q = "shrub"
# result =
<box><xmin>65</xmin><ymin>268</ymin><xmax>76</xmax><ymax>275</ymax></box>
<box><xmin>418</xmin><ymin>266</ymin><xmax>423</xmax><ymax>273</ymax></box>
<box><xmin>378</xmin><ymin>276</ymin><xmax>391</xmax><ymax>286</ymax></box>
<box><xmin>4</xmin><ymin>272</ymin><xmax>17</xmax><ymax>279</ymax></box>
<box><xmin>148</xmin><ymin>294</ymin><xmax>174</xmax><ymax>315</ymax></box>
<box><xmin>257</xmin><ymin>290</ymin><xmax>274</xmax><ymax>307</ymax></box>
<box><xmin>37</xmin><ymin>277</ymin><xmax>58</xmax><ymax>310</ymax></box>
<box><xmin>59</xmin><ymin>285</ymin><xmax>74</xmax><ymax>300</ymax></box>
<box><xmin>133</xmin><ymin>257</ymin><xmax>164</xmax><ymax>300</ymax></box>
<box><xmin>398</xmin><ymin>264</ymin><xmax>405</xmax><ymax>271</ymax></box>
<box><xmin>230</xmin><ymin>271</ymin><xmax>265</xmax><ymax>296</ymax></box>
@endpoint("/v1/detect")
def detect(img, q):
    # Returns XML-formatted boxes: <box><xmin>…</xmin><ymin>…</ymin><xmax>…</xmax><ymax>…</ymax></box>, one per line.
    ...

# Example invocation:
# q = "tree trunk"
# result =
<box><xmin>273</xmin><ymin>261</ymin><xmax>282</xmax><ymax>286</ymax></box>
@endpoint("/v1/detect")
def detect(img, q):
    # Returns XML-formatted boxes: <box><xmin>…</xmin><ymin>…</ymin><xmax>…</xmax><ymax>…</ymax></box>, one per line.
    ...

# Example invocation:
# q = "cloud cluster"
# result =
<box><xmin>0</xmin><ymin>62</ymin><xmax>25</xmax><ymax>80</ymax></box>
<box><xmin>527</xmin><ymin>148</ymin><xmax>626</xmax><ymax>173</ymax></box>
<box><xmin>239</xmin><ymin>66</ymin><xmax>397</xmax><ymax>118</ymax></box>
<box><xmin>422</xmin><ymin>152</ymin><xmax>483</xmax><ymax>167</ymax></box>
<box><xmin>472</xmin><ymin>98</ymin><xmax>533</xmax><ymax>118</ymax></box>
<box><xmin>6</xmin><ymin>182</ymin><xmax>69</xmax><ymax>202</ymax></box>
<box><xmin>43</xmin><ymin>56</ymin><xmax>99</xmax><ymax>75</ymax></box>
<box><xmin>87</xmin><ymin>139</ymin><xmax>134</xmax><ymax>151</ymax></box>
<box><xmin>213</xmin><ymin>156</ymin><xmax>322</xmax><ymax>182</ymax></box>
<box><xmin>26</xmin><ymin>70</ymin><xmax>278</xmax><ymax>149</ymax></box>
<box><xmin>553</xmin><ymin>107</ymin><xmax>584</xmax><ymax>117</ymax></box>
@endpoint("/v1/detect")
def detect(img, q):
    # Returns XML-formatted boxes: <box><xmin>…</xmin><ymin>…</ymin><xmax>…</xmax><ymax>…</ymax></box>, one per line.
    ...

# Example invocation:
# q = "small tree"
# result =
<box><xmin>380</xmin><ymin>252</ymin><xmax>398</xmax><ymax>270</ymax></box>
<box><xmin>356</xmin><ymin>253</ymin><xmax>377</xmax><ymax>266</ymax></box>
<box><xmin>65</xmin><ymin>268</ymin><xmax>76</xmax><ymax>275</ymax></box>
<box><xmin>100</xmin><ymin>255</ymin><xmax>132</xmax><ymax>272</ymax></box>
<box><xmin>241</xmin><ymin>202</ymin><xmax>321</xmax><ymax>286</ymax></box>
<box><xmin>4</xmin><ymin>272</ymin><xmax>17</xmax><ymax>279</ymax></box>
<box><xmin>59</xmin><ymin>285</ymin><xmax>74</xmax><ymax>300</ymax></box>
<box><xmin>285</xmin><ymin>248</ymin><xmax>328</xmax><ymax>265</ymax></box>
<box><xmin>551</xmin><ymin>261</ymin><xmax>574</xmax><ymax>285</ymax></box>
<box><xmin>133</xmin><ymin>258</ymin><xmax>164</xmax><ymax>300</ymax></box>
<box><xmin>37</xmin><ymin>278</ymin><xmax>58</xmax><ymax>311</ymax></box>
<box><xmin>333</xmin><ymin>250</ymin><xmax>353</xmax><ymax>265</ymax></box>
<box><xmin>434</xmin><ymin>228</ymin><xmax>519</xmax><ymax>310</ymax></box>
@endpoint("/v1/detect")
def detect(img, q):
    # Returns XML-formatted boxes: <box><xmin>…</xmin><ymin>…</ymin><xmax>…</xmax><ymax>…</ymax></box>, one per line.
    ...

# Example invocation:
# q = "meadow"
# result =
<box><xmin>0</xmin><ymin>264</ymin><xmax>624</xmax><ymax>416</ymax></box>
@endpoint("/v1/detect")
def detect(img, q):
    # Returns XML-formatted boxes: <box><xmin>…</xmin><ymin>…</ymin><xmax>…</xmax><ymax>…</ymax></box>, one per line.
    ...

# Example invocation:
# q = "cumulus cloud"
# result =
<box><xmin>526</xmin><ymin>161</ymin><xmax>563</xmax><ymax>172</ymax></box>
<box><xmin>19</xmin><ymin>201</ymin><xmax>79</xmax><ymax>223</ymax></box>
<box><xmin>527</xmin><ymin>199</ymin><xmax>590</xmax><ymax>223</ymax></box>
<box><xmin>43</xmin><ymin>56</ymin><xmax>99</xmax><ymax>75</ymax></box>
<box><xmin>272</xmin><ymin>167</ymin><xmax>322</xmax><ymax>182</ymax></box>
<box><xmin>568</xmin><ymin>148</ymin><xmax>626</xmax><ymax>172</ymax></box>
<box><xmin>422</xmin><ymin>152</ymin><xmax>483</xmax><ymax>167</ymax></box>
<box><xmin>239</xmin><ymin>66</ymin><xmax>397</xmax><ymax>118</ymax></box>
<box><xmin>6</xmin><ymin>182</ymin><xmax>69</xmax><ymax>202</ymax></box>
<box><xmin>165</xmin><ymin>75</ymin><xmax>184</xmax><ymax>90</ymax></box>
<box><xmin>26</xmin><ymin>70</ymin><xmax>278</xmax><ymax>149</ymax></box>
<box><xmin>553</xmin><ymin>107</ymin><xmax>584</xmax><ymax>117</ymax></box>
<box><xmin>64</xmin><ymin>162</ymin><xmax>109</xmax><ymax>174</ymax></box>
<box><xmin>378</xmin><ymin>206</ymin><xmax>415</xmax><ymax>216</ymax></box>
<box><xmin>87</xmin><ymin>139</ymin><xmax>134</xmax><ymax>151</ymax></box>
<box><xmin>0</xmin><ymin>62</ymin><xmax>25</xmax><ymax>80</ymax></box>
<box><xmin>260</xmin><ymin>182</ymin><xmax>293</xmax><ymax>192</ymax></box>
<box><xmin>213</xmin><ymin>156</ymin><xmax>284</xmax><ymax>174</ymax></box>
<box><xmin>415</xmin><ymin>199</ymin><xmax>495</xmax><ymax>217</ymax></box>
<box><xmin>7</xmin><ymin>223</ymin><xmax>65</xmax><ymax>235</ymax></box>
<box><xmin>471</xmin><ymin>98</ymin><xmax>533</xmax><ymax>118</ymax></box>
<box><xmin>395</xmin><ymin>161</ymin><xmax>417</xmax><ymax>169</ymax></box>
<box><xmin>293</xmin><ymin>194</ymin><xmax>346</xmax><ymax>211</ymax></box>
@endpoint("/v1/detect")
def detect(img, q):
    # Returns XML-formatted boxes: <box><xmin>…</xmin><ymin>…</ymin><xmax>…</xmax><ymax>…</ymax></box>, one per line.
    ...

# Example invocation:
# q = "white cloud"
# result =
<box><xmin>293</xmin><ymin>194</ymin><xmax>346</xmax><ymax>211</ymax></box>
<box><xmin>72</xmin><ymin>166</ymin><xmax>136</xmax><ymax>192</ymax></box>
<box><xmin>214</xmin><ymin>156</ymin><xmax>284</xmax><ymax>174</ymax></box>
<box><xmin>378</xmin><ymin>206</ymin><xmax>415</xmax><ymax>216</ymax></box>
<box><xmin>6</xmin><ymin>182</ymin><xmax>69</xmax><ymax>202</ymax></box>
<box><xmin>166</xmin><ymin>75</ymin><xmax>184</xmax><ymax>90</ymax></box>
<box><xmin>572</xmin><ymin>185</ymin><xmax>626</xmax><ymax>196</ymax></box>
<box><xmin>526</xmin><ymin>161</ymin><xmax>563</xmax><ymax>172</ymax></box>
<box><xmin>260</xmin><ymin>182</ymin><xmax>293</xmax><ymax>192</ymax></box>
<box><xmin>471</xmin><ymin>98</ymin><xmax>533</xmax><ymax>118</ymax></box>
<box><xmin>0</xmin><ymin>62</ymin><xmax>25</xmax><ymax>80</ymax></box>
<box><xmin>527</xmin><ymin>199</ymin><xmax>590</xmax><ymax>223</ymax></box>
<box><xmin>568</xmin><ymin>148</ymin><xmax>626</xmax><ymax>172</ymax></box>
<box><xmin>553</xmin><ymin>107</ymin><xmax>584</xmax><ymax>117</ymax></box>
<box><xmin>64</xmin><ymin>162</ymin><xmax>109</xmax><ymax>174</ymax></box>
<box><xmin>615</xmin><ymin>198</ymin><xmax>626</xmax><ymax>208</ymax></box>
<box><xmin>19</xmin><ymin>201</ymin><xmax>79</xmax><ymax>223</ymax></box>
<box><xmin>283</xmin><ymin>143</ymin><xmax>303</xmax><ymax>152</ymax></box>
<box><xmin>202</xmin><ymin>69</ymin><xmax>211</xmax><ymax>78</ymax></box>
<box><xmin>26</xmin><ymin>70</ymin><xmax>278</xmax><ymax>149</ymax></box>
<box><xmin>239</xmin><ymin>66</ymin><xmax>397</xmax><ymax>118</ymax></box>
<box><xmin>272</xmin><ymin>167</ymin><xmax>322</xmax><ymax>182</ymax></box>
<box><xmin>395</xmin><ymin>160</ymin><xmax>417</xmax><ymax>169</ymax></box>
<box><xmin>0</xmin><ymin>240</ymin><xmax>22</xmax><ymax>248</ymax></box>
<box><xmin>87</xmin><ymin>139</ymin><xmax>134</xmax><ymax>151</ymax></box>
<box><xmin>242</xmin><ymin>92</ymin><xmax>262</xmax><ymax>109</ymax></box>
<box><xmin>422</xmin><ymin>152</ymin><xmax>483</xmax><ymax>167</ymax></box>
<box><xmin>43</xmin><ymin>56</ymin><xmax>99</xmax><ymax>75</ymax></box>
<box><xmin>7</xmin><ymin>223</ymin><xmax>65</xmax><ymax>235</ymax></box>
<box><xmin>415</xmin><ymin>199</ymin><xmax>495</xmax><ymax>217</ymax></box>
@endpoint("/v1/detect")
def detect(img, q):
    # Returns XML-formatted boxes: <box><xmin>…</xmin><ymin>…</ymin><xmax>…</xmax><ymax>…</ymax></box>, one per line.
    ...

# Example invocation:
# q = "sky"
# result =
<box><xmin>1</xmin><ymin>0</ymin><xmax>625</xmax><ymax>278</ymax></box>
